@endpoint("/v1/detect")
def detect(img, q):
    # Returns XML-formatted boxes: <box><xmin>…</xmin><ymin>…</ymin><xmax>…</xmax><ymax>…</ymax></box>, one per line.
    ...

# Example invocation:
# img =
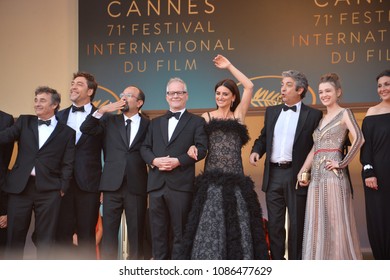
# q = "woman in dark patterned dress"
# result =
<box><xmin>181</xmin><ymin>55</ymin><xmax>269</xmax><ymax>260</ymax></box>
<box><xmin>360</xmin><ymin>69</ymin><xmax>390</xmax><ymax>260</ymax></box>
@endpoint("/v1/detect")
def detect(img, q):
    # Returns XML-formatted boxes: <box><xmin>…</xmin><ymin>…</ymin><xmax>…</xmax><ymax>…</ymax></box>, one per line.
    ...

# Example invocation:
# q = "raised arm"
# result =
<box><xmin>96</xmin><ymin>100</ymin><xmax>125</xmax><ymax>115</ymax></box>
<box><xmin>80</xmin><ymin>100</ymin><xmax>125</xmax><ymax>136</ymax></box>
<box><xmin>214</xmin><ymin>54</ymin><xmax>254</xmax><ymax>122</ymax></box>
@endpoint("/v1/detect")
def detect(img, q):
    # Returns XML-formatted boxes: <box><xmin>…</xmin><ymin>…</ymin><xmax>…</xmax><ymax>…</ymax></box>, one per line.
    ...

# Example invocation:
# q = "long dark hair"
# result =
<box><xmin>214</xmin><ymin>79</ymin><xmax>241</xmax><ymax>112</ymax></box>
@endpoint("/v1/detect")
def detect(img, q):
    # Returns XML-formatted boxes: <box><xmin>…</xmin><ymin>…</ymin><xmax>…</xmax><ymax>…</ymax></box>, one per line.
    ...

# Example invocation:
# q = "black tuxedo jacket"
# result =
<box><xmin>251</xmin><ymin>103</ymin><xmax>322</xmax><ymax>195</ymax></box>
<box><xmin>0</xmin><ymin>111</ymin><xmax>14</xmax><ymax>215</ymax></box>
<box><xmin>80</xmin><ymin>113</ymin><xmax>150</xmax><ymax>196</ymax></box>
<box><xmin>140</xmin><ymin>110</ymin><xmax>208</xmax><ymax>193</ymax></box>
<box><xmin>56</xmin><ymin>105</ymin><xmax>103</xmax><ymax>193</ymax></box>
<box><xmin>0</xmin><ymin>115</ymin><xmax>75</xmax><ymax>194</ymax></box>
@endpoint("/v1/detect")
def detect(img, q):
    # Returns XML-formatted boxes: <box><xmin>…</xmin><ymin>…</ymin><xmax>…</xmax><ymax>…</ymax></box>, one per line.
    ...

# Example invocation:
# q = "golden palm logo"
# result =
<box><xmin>92</xmin><ymin>85</ymin><xmax>120</xmax><ymax>108</ymax></box>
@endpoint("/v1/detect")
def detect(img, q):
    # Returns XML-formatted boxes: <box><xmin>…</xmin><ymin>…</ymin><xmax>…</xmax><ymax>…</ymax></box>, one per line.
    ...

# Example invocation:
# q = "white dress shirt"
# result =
<box><xmin>168</xmin><ymin>109</ymin><xmax>185</xmax><ymax>141</ymax></box>
<box><xmin>67</xmin><ymin>103</ymin><xmax>92</xmax><ymax>144</ymax></box>
<box><xmin>270</xmin><ymin>102</ymin><xmax>301</xmax><ymax>163</ymax></box>
<box><xmin>124</xmin><ymin>113</ymin><xmax>140</xmax><ymax>147</ymax></box>
<box><xmin>31</xmin><ymin>115</ymin><xmax>57</xmax><ymax>176</ymax></box>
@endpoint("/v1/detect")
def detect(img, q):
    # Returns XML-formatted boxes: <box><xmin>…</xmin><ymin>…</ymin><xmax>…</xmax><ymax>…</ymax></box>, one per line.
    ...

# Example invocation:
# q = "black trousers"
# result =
<box><xmin>0</xmin><ymin>227</ymin><xmax>6</xmax><ymax>259</ymax></box>
<box><xmin>148</xmin><ymin>184</ymin><xmax>193</xmax><ymax>260</ymax></box>
<box><xmin>265</xmin><ymin>166</ymin><xmax>306</xmax><ymax>260</ymax></box>
<box><xmin>101</xmin><ymin>180</ymin><xmax>147</xmax><ymax>260</ymax></box>
<box><xmin>55</xmin><ymin>178</ymin><xmax>100</xmax><ymax>259</ymax></box>
<box><xmin>5</xmin><ymin>176</ymin><xmax>61</xmax><ymax>259</ymax></box>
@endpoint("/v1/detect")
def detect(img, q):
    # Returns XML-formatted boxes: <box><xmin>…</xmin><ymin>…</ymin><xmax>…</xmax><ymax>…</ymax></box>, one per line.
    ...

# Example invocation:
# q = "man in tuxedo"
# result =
<box><xmin>80</xmin><ymin>85</ymin><xmax>149</xmax><ymax>259</ymax></box>
<box><xmin>0</xmin><ymin>86</ymin><xmax>75</xmax><ymax>259</ymax></box>
<box><xmin>0</xmin><ymin>110</ymin><xmax>14</xmax><ymax>259</ymax></box>
<box><xmin>249</xmin><ymin>70</ymin><xmax>322</xmax><ymax>260</ymax></box>
<box><xmin>140</xmin><ymin>77</ymin><xmax>208</xmax><ymax>260</ymax></box>
<box><xmin>55</xmin><ymin>72</ymin><xmax>103</xmax><ymax>259</ymax></box>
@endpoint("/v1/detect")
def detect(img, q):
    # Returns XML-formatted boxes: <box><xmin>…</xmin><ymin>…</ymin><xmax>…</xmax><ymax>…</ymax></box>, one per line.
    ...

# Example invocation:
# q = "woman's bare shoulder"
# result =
<box><xmin>366</xmin><ymin>104</ymin><xmax>390</xmax><ymax>117</ymax></box>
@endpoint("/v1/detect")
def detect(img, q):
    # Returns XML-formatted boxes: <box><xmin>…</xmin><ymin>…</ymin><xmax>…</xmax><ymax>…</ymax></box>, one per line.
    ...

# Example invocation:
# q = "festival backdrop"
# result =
<box><xmin>79</xmin><ymin>0</ymin><xmax>389</xmax><ymax>111</ymax></box>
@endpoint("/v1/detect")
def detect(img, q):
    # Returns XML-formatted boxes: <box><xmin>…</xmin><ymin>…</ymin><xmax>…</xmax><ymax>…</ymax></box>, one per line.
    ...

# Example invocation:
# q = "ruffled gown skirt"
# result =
<box><xmin>181</xmin><ymin>171</ymin><xmax>269</xmax><ymax>260</ymax></box>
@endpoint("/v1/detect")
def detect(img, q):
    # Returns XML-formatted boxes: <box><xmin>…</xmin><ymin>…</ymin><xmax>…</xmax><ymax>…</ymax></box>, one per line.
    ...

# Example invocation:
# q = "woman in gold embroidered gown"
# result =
<box><xmin>297</xmin><ymin>73</ymin><xmax>364</xmax><ymax>259</ymax></box>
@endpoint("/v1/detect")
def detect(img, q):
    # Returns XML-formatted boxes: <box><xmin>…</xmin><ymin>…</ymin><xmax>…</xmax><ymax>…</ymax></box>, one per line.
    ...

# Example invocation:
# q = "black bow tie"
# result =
<box><xmin>283</xmin><ymin>105</ymin><xmax>297</xmax><ymax>112</ymax></box>
<box><xmin>72</xmin><ymin>105</ymin><xmax>85</xmax><ymax>112</ymax></box>
<box><xmin>166</xmin><ymin>111</ymin><xmax>181</xmax><ymax>120</ymax></box>
<box><xmin>38</xmin><ymin>119</ymin><xmax>51</xmax><ymax>126</ymax></box>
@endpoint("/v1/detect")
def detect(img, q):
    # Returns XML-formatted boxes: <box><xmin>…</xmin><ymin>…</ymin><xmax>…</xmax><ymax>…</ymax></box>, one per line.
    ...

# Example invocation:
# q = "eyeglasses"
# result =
<box><xmin>119</xmin><ymin>93</ymin><xmax>139</xmax><ymax>99</ymax></box>
<box><xmin>166</xmin><ymin>91</ymin><xmax>187</xmax><ymax>97</ymax></box>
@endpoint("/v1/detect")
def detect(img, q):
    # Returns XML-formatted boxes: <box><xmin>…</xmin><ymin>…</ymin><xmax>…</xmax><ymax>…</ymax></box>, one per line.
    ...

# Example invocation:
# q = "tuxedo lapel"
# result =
<box><xmin>160</xmin><ymin>116</ymin><xmax>169</xmax><ymax>146</ymax></box>
<box><xmin>294</xmin><ymin>104</ymin><xmax>309</xmax><ymax>145</ymax></box>
<box><xmin>169</xmin><ymin>110</ymin><xmax>189</xmax><ymax>144</ymax></box>
<box><xmin>30</xmin><ymin>117</ymin><xmax>39</xmax><ymax>148</ymax></box>
<box><xmin>39</xmin><ymin>123</ymin><xmax>65</xmax><ymax>150</ymax></box>
<box><xmin>77</xmin><ymin>105</ymin><xmax>97</xmax><ymax>147</ymax></box>
<box><xmin>130</xmin><ymin>114</ymin><xmax>146</xmax><ymax>149</ymax></box>
<box><xmin>115</xmin><ymin>114</ymin><xmax>128</xmax><ymax>148</ymax></box>
<box><xmin>57</xmin><ymin>107</ymin><xmax>71</xmax><ymax>124</ymax></box>
<box><xmin>269</xmin><ymin>105</ymin><xmax>282</xmax><ymax>136</ymax></box>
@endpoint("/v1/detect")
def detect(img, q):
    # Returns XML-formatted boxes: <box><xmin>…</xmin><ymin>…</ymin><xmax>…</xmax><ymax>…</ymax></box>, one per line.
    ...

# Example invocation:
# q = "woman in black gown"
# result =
<box><xmin>181</xmin><ymin>55</ymin><xmax>269</xmax><ymax>260</ymax></box>
<box><xmin>360</xmin><ymin>69</ymin><xmax>390</xmax><ymax>260</ymax></box>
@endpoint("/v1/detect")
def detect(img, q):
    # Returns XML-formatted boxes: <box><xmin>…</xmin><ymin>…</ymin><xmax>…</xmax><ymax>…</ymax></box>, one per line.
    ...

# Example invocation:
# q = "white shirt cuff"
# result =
<box><xmin>363</xmin><ymin>164</ymin><xmax>373</xmax><ymax>170</ymax></box>
<box><xmin>92</xmin><ymin>110</ymin><xmax>103</xmax><ymax>119</ymax></box>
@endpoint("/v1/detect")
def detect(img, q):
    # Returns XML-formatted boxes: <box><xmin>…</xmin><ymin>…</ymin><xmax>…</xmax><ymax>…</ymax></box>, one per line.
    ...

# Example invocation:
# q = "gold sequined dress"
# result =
<box><xmin>302</xmin><ymin>109</ymin><xmax>363</xmax><ymax>260</ymax></box>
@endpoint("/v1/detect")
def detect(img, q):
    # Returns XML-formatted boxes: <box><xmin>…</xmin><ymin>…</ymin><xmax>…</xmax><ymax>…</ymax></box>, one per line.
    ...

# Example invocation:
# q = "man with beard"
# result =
<box><xmin>80</xmin><ymin>85</ymin><xmax>149</xmax><ymax>259</ymax></box>
<box><xmin>56</xmin><ymin>72</ymin><xmax>103</xmax><ymax>259</ymax></box>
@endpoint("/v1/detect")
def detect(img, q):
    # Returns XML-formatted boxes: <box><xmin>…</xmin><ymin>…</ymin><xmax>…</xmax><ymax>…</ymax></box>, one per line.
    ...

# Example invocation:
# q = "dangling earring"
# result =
<box><xmin>231</xmin><ymin>101</ymin><xmax>233</xmax><ymax>108</ymax></box>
